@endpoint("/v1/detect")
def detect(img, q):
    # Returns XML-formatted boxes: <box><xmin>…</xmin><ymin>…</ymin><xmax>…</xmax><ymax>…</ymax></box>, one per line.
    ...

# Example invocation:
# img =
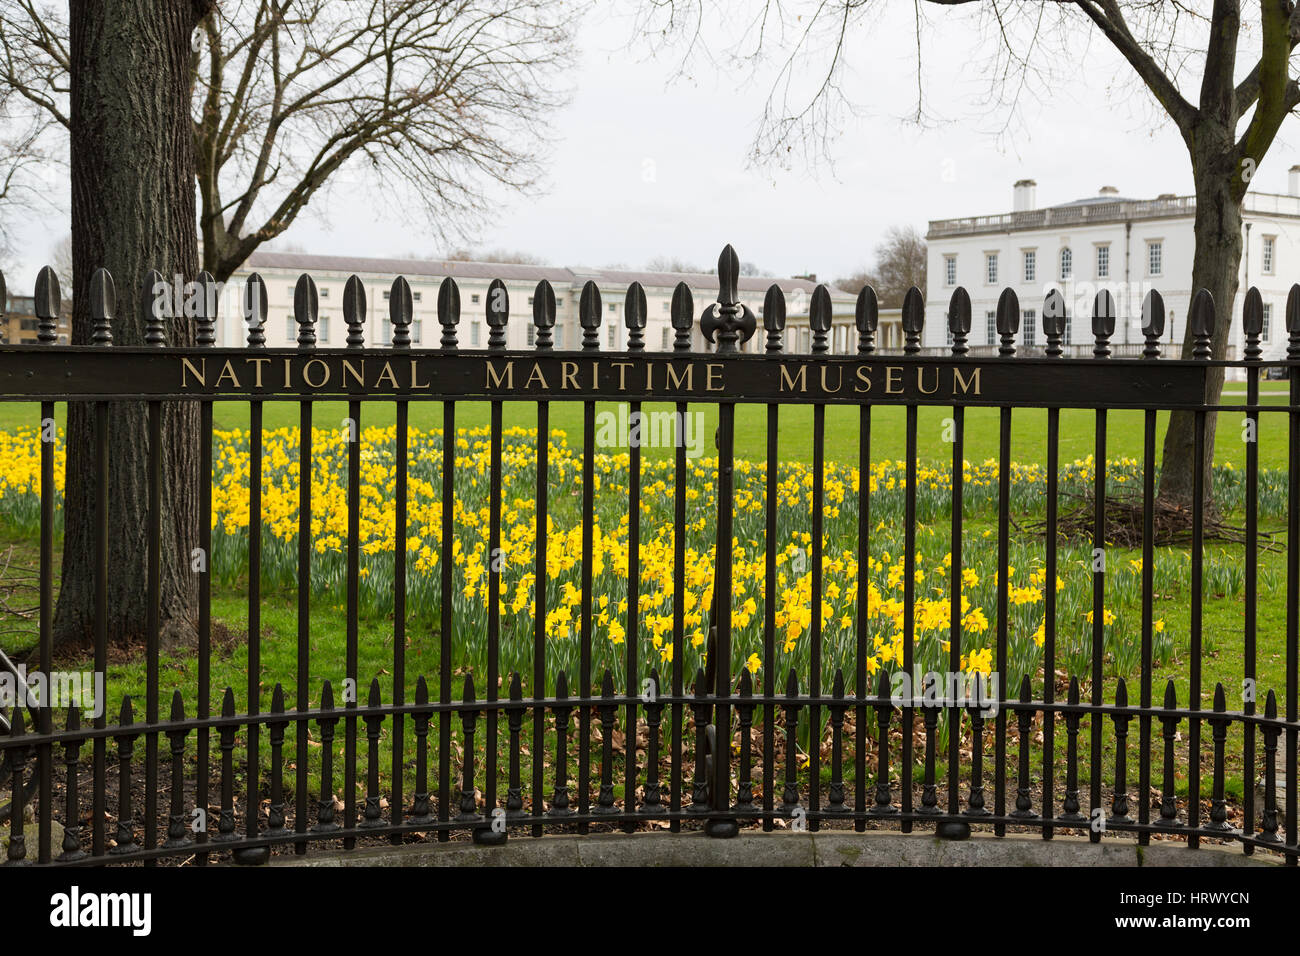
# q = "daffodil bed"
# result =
<box><xmin>0</xmin><ymin>424</ymin><xmax>1286</xmax><ymax>703</ymax></box>
<box><xmin>0</xmin><ymin>424</ymin><xmax>1290</xmax><ymax>822</ymax></box>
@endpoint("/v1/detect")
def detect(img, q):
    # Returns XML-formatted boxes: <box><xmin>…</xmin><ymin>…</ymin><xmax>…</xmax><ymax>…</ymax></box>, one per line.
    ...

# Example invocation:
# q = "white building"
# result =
<box><xmin>214</xmin><ymin>252</ymin><xmax>876</xmax><ymax>354</ymax></box>
<box><xmin>924</xmin><ymin>173</ymin><xmax>1300</xmax><ymax>366</ymax></box>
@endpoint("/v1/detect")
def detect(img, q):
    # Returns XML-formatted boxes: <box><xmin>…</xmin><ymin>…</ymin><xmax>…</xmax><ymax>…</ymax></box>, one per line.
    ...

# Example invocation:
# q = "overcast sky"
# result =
<box><xmin>5</xmin><ymin>2</ymin><xmax>1298</xmax><ymax>291</ymax></box>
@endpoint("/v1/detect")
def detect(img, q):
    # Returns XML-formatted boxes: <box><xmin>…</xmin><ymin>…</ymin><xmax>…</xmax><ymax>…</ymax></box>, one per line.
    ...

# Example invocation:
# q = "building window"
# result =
<box><xmin>1022</xmin><ymin>310</ymin><xmax>1036</xmax><ymax>347</ymax></box>
<box><xmin>985</xmin><ymin>253</ymin><xmax>999</xmax><ymax>285</ymax></box>
<box><xmin>1148</xmin><ymin>241</ymin><xmax>1163</xmax><ymax>276</ymax></box>
<box><xmin>1096</xmin><ymin>244</ymin><xmax>1110</xmax><ymax>278</ymax></box>
<box><xmin>1263</xmin><ymin>236</ymin><xmax>1276</xmax><ymax>275</ymax></box>
<box><xmin>319</xmin><ymin>287</ymin><xmax>329</xmax><ymax>298</ymax></box>
<box><xmin>381</xmin><ymin>318</ymin><xmax>392</xmax><ymax>344</ymax></box>
<box><xmin>470</xmin><ymin>321</ymin><xmax>481</xmax><ymax>346</ymax></box>
<box><xmin>662</xmin><ymin>301</ymin><xmax>670</xmax><ymax>312</ymax></box>
<box><xmin>412</xmin><ymin>291</ymin><xmax>422</xmax><ymax>302</ymax></box>
<box><xmin>471</xmin><ymin>294</ymin><xmax>480</xmax><ymax>304</ymax></box>
<box><xmin>1059</xmin><ymin>247</ymin><xmax>1073</xmax><ymax>280</ymax></box>
<box><xmin>607</xmin><ymin>324</ymin><xmax>618</xmax><ymax>348</ymax></box>
<box><xmin>1022</xmin><ymin>250</ymin><xmax>1036</xmax><ymax>283</ymax></box>
<box><xmin>660</xmin><ymin>326</ymin><xmax>670</xmax><ymax>349</ymax></box>
<box><xmin>285</xmin><ymin>316</ymin><xmax>295</xmax><ymax>341</ymax></box>
<box><xmin>554</xmin><ymin>325</ymin><xmax>564</xmax><ymax>349</ymax></box>
<box><xmin>1262</xmin><ymin>303</ymin><xmax>1273</xmax><ymax>341</ymax></box>
<box><xmin>412</xmin><ymin>320</ymin><xmax>422</xmax><ymax>344</ymax></box>
<box><xmin>944</xmin><ymin>255</ymin><xmax>957</xmax><ymax>287</ymax></box>
<box><xmin>383</xmin><ymin>290</ymin><xmax>390</xmax><ymax>300</ymax></box>
<box><xmin>985</xmin><ymin>310</ymin><xmax>997</xmax><ymax>346</ymax></box>
<box><xmin>318</xmin><ymin>315</ymin><xmax>329</xmax><ymax>343</ymax></box>
<box><xmin>608</xmin><ymin>302</ymin><xmax>616</xmax><ymax>313</ymax></box>
<box><xmin>526</xmin><ymin>324</ymin><xmax>536</xmax><ymax>347</ymax></box>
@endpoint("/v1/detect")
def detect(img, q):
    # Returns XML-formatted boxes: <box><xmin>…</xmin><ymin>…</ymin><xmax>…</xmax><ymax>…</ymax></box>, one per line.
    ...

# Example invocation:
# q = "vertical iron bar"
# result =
<box><xmin>994</xmin><ymin>405</ymin><xmax>1011</xmax><ymax>833</ymax></box>
<box><xmin>808</xmin><ymin>402</ymin><xmax>824</xmax><ymax>828</ymax></box>
<box><xmin>145</xmin><ymin>400</ymin><xmax>161</xmax><ymax>860</ymax></box>
<box><xmin>533</xmin><ymin>401</ymin><xmax>549</xmax><ymax>836</ymax></box>
<box><xmin>1139</xmin><ymin>408</ymin><xmax>1155</xmax><ymax>845</ymax></box>
<box><xmin>392</xmin><ymin>399</ymin><xmax>408</xmax><ymax>841</ymax></box>
<box><xmin>439</xmin><ymin>399</ymin><xmax>455</xmax><ymax>841</ymax></box>
<box><xmin>625</xmin><ymin>399</ymin><xmax>641</xmax><ymax>825</ymax></box>
<box><xmin>671</xmin><ymin>399</ymin><xmax>686</xmax><ymax>831</ymax></box>
<box><xmin>903</xmin><ymin>403</ymin><xmax>918</xmax><ymax>828</ymax></box>
<box><xmin>855</xmin><ymin>402</ymin><xmax>870</xmax><ymax>831</ymax></box>
<box><xmin>1043</xmin><ymin>406</ymin><xmax>1059</xmax><ymax>837</ymax></box>
<box><xmin>764</xmin><ymin>402</ymin><xmax>778</xmax><ymax>831</ymax></box>
<box><xmin>1244</xmin><ymin>364</ymin><xmax>1258</xmax><ymax>853</ymax></box>
<box><xmin>579</xmin><ymin>398</ymin><xmax>595</xmax><ymax>833</ymax></box>
<box><xmin>483</xmin><ymin>398</ymin><xmax>503</xmax><ymax>840</ymax></box>
<box><xmin>1090</xmin><ymin>409</ymin><xmax>1106</xmax><ymax>842</ymax></box>
<box><xmin>295</xmin><ymin>399</ymin><xmax>312</xmax><ymax>854</ymax></box>
<box><xmin>709</xmin><ymin>400</ymin><xmax>738</xmax><ymax>836</ymax></box>
<box><xmin>1189</xmin><ymin>409</ymin><xmax>1205</xmax><ymax>847</ymax></box>
<box><xmin>246</xmin><ymin>400</ymin><xmax>262</xmax><ymax>847</ymax></box>
<box><xmin>37</xmin><ymin>400</ymin><xmax>53</xmax><ymax>863</ymax></box>
<box><xmin>344</xmin><ymin>398</ymin><xmax>360</xmax><ymax>847</ymax></box>
<box><xmin>948</xmin><ymin>405</ymin><xmax>964</xmax><ymax>818</ymax></box>
<box><xmin>93</xmin><ymin>401</ymin><xmax>109</xmax><ymax>858</ymax></box>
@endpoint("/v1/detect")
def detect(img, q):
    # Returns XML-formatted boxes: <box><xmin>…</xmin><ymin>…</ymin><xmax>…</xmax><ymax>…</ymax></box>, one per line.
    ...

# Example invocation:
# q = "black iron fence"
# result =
<box><xmin>0</xmin><ymin>245</ymin><xmax>1296</xmax><ymax>865</ymax></box>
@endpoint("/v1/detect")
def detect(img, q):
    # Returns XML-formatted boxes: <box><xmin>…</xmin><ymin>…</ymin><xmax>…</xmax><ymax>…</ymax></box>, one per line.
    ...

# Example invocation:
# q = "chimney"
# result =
<box><xmin>1098</xmin><ymin>185</ymin><xmax>1119</xmax><ymax>198</ymax></box>
<box><xmin>1013</xmin><ymin>179</ymin><xmax>1037</xmax><ymax>212</ymax></box>
<box><xmin>1289</xmin><ymin>164</ymin><xmax>1300</xmax><ymax>196</ymax></box>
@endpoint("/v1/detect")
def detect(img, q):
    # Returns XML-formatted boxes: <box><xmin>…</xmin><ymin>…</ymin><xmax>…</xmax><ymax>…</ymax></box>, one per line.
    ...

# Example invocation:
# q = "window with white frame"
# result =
<box><xmin>1263</xmin><ymin>236</ymin><xmax>1276</xmax><ymax>275</ymax></box>
<box><xmin>1262</xmin><ymin>303</ymin><xmax>1273</xmax><ymax>341</ymax></box>
<box><xmin>661</xmin><ymin>326</ymin><xmax>670</xmax><ymax>349</ymax></box>
<box><xmin>285</xmin><ymin>316</ymin><xmax>295</xmax><ymax>342</ymax></box>
<box><xmin>1096</xmin><ymin>244</ymin><xmax>1110</xmax><ymax>278</ymax></box>
<box><xmin>1023</xmin><ymin>250</ymin><xmax>1036</xmax><ymax>283</ymax></box>
<box><xmin>985</xmin><ymin>310</ymin><xmax>997</xmax><ymax>345</ymax></box>
<box><xmin>985</xmin><ymin>253</ymin><xmax>999</xmax><ymax>285</ymax></box>
<box><xmin>944</xmin><ymin>255</ymin><xmax>957</xmax><ymax>286</ymax></box>
<box><xmin>470</xmin><ymin>321</ymin><xmax>481</xmax><ymax>346</ymax></box>
<box><xmin>1022</xmin><ymin>309</ymin><xmax>1036</xmax><ymax>347</ymax></box>
<box><xmin>607</xmin><ymin>324</ymin><xmax>618</xmax><ymax>348</ymax></box>
<box><xmin>1147</xmin><ymin>241</ymin><xmax>1163</xmax><ymax>276</ymax></box>
<box><xmin>412</xmin><ymin>320</ymin><xmax>422</xmax><ymax>344</ymax></box>
<box><xmin>1059</xmin><ymin>247</ymin><xmax>1073</xmax><ymax>280</ymax></box>
<box><xmin>318</xmin><ymin>315</ymin><xmax>330</xmax><ymax>343</ymax></box>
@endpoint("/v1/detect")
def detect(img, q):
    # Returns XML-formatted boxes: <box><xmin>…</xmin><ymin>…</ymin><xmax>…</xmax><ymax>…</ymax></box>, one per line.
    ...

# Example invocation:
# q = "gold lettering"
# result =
<box><xmin>486</xmin><ymin>361</ymin><xmax>515</xmax><ymax>389</ymax></box>
<box><xmin>524</xmin><ymin>362</ymin><xmax>550</xmax><ymax>390</ymax></box>
<box><xmin>666</xmin><ymin>364</ymin><xmax>694</xmax><ymax>391</ymax></box>
<box><xmin>180</xmin><ymin>357</ymin><xmax>206</xmax><ymax>388</ymax></box>
<box><xmin>953</xmin><ymin>367</ymin><xmax>982</xmax><ymax>396</ymax></box>
<box><xmin>854</xmin><ymin>365</ymin><xmax>872</xmax><ymax>393</ymax></box>
<box><xmin>303</xmin><ymin>359</ymin><xmax>330</xmax><ymax>389</ymax></box>
<box><xmin>779</xmin><ymin>365</ymin><xmax>807</xmax><ymax>393</ymax></box>
<box><xmin>917</xmin><ymin>366</ymin><xmax>939</xmax><ymax>395</ymax></box>
<box><xmin>645</xmin><ymin>364</ymin><xmax>654</xmax><ymax>392</ymax></box>
<box><xmin>342</xmin><ymin>359</ymin><xmax>366</xmax><ymax>389</ymax></box>
<box><xmin>283</xmin><ymin>358</ymin><xmax>292</xmax><ymax>388</ymax></box>
<box><xmin>375</xmin><ymin>362</ymin><xmax>399</xmax><ymax>389</ymax></box>
<box><xmin>706</xmin><ymin>364</ymin><xmax>724</xmax><ymax>392</ymax></box>
<box><xmin>819</xmin><ymin>365</ymin><xmax>843</xmax><ymax>393</ymax></box>
<box><xmin>215</xmin><ymin>360</ymin><xmax>241</xmax><ymax>389</ymax></box>
<box><xmin>885</xmin><ymin>366</ymin><xmax>903</xmax><ymax>394</ymax></box>
<box><xmin>245</xmin><ymin>357</ymin><xmax>270</xmax><ymax>388</ymax></box>
<box><xmin>611</xmin><ymin>362</ymin><xmax>633</xmax><ymax>390</ymax></box>
<box><xmin>409</xmin><ymin>359</ymin><xmax>430</xmax><ymax>389</ymax></box>
<box><xmin>561</xmin><ymin>361</ymin><xmax>579</xmax><ymax>389</ymax></box>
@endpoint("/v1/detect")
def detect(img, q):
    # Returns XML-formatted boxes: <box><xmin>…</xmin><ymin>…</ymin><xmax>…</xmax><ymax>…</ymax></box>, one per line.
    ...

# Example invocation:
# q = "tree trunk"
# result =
<box><xmin>56</xmin><ymin>1</ymin><xmax>212</xmax><ymax>649</ymax></box>
<box><xmin>1155</xmin><ymin>133</ymin><xmax>1244</xmax><ymax>511</ymax></box>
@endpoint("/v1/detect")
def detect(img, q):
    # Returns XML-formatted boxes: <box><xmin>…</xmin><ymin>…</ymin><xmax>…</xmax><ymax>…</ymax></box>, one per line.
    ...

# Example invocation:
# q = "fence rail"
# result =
<box><xmin>0</xmin><ymin>246</ymin><xmax>1297</xmax><ymax>865</ymax></box>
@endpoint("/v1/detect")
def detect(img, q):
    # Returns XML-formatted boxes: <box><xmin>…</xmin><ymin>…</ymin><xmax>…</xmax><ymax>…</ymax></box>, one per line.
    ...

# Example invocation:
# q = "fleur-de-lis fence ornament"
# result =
<box><xmin>245</xmin><ymin>273</ymin><xmax>268</xmax><ymax>348</ymax></box>
<box><xmin>701</xmin><ymin>245</ymin><xmax>756</xmax><ymax>354</ymax></box>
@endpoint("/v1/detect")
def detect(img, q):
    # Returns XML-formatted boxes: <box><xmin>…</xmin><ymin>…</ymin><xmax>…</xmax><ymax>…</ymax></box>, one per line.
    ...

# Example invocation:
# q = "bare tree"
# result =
<box><xmin>48</xmin><ymin>232</ymin><xmax>71</xmax><ymax>294</ymax></box>
<box><xmin>0</xmin><ymin>0</ymin><xmax>576</xmax><ymax>647</ymax></box>
<box><xmin>638</xmin><ymin>0</ymin><xmax>1300</xmax><ymax>508</ymax></box>
<box><xmin>645</xmin><ymin>255</ymin><xmax>704</xmax><ymax>273</ymax></box>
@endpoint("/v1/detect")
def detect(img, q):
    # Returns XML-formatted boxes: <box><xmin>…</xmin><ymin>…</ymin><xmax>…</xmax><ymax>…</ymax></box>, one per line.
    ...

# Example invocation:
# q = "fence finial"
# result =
<box><xmin>901</xmin><ymin>286</ymin><xmax>924</xmax><ymax>354</ymax></box>
<box><xmin>701</xmin><ymin>245</ymin><xmax>756</xmax><ymax>353</ymax></box>
<box><xmin>1042</xmin><ymin>289</ymin><xmax>1066</xmax><ymax>357</ymax></box>
<box><xmin>1092</xmin><ymin>289</ymin><xmax>1116</xmax><ymax>358</ymax></box>
<box><xmin>763</xmin><ymin>284</ymin><xmax>786</xmax><ymax>353</ymax></box>
<box><xmin>1243</xmin><ymin>287</ymin><xmax>1263</xmax><ymax>361</ymax></box>
<box><xmin>1287</xmin><ymin>284</ymin><xmax>1300</xmax><ymax>360</ymax></box>
<box><xmin>855</xmin><ymin>286</ymin><xmax>878</xmax><ymax>354</ymax></box>
<box><xmin>1141</xmin><ymin>289</ymin><xmax>1164</xmax><ymax>359</ymax></box>
<box><xmin>344</xmin><ymin>275</ymin><xmax>367</xmax><ymax>349</ymax></box>
<box><xmin>0</xmin><ymin>269</ymin><xmax>6</xmax><ymax>322</ymax></box>
<box><xmin>579</xmin><ymin>280</ymin><xmax>602</xmax><ymax>350</ymax></box>
<box><xmin>90</xmin><ymin>268</ymin><xmax>115</xmax><ymax>346</ymax></box>
<box><xmin>438</xmin><ymin>277</ymin><xmax>461</xmax><ymax>352</ymax></box>
<box><xmin>141</xmin><ymin>269</ymin><xmax>167</xmax><ymax>346</ymax></box>
<box><xmin>195</xmin><ymin>271</ymin><xmax>217</xmax><ymax>346</ymax></box>
<box><xmin>1189</xmin><ymin>289</ymin><xmax>1214</xmax><ymax>359</ymax></box>
<box><xmin>670</xmin><ymin>281</ymin><xmax>693</xmax><ymax>351</ymax></box>
<box><xmin>294</xmin><ymin>273</ymin><xmax>318</xmax><ymax>349</ymax></box>
<box><xmin>533</xmin><ymin>279</ymin><xmax>556</xmax><ymax>350</ymax></box>
<box><xmin>809</xmin><ymin>285</ymin><xmax>832</xmax><ymax>354</ymax></box>
<box><xmin>624</xmin><ymin>281</ymin><xmax>647</xmax><ymax>351</ymax></box>
<box><xmin>996</xmin><ymin>288</ymin><xmax>1020</xmax><ymax>356</ymax></box>
<box><xmin>947</xmin><ymin>287</ymin><xmax>971</xmax><ymax>355</ymax></box>
<box><xmin>244</xmin><ymin>273</ymin><xmax>268</xmax><ymax>348</ymax></box>
<box><xmin>391</xmin><ymin>276</ymin><xmax>414</xmax><ymax>348</ymax></box>
<box><xmin>486</xmin><ymin>278</ymin><xmax>508</xmax><ymax>350</ymax></box>
<box><xmin>35</xmin><ymin>265</ymin><xmax>61</xmax><ymax>344</ymax></box>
